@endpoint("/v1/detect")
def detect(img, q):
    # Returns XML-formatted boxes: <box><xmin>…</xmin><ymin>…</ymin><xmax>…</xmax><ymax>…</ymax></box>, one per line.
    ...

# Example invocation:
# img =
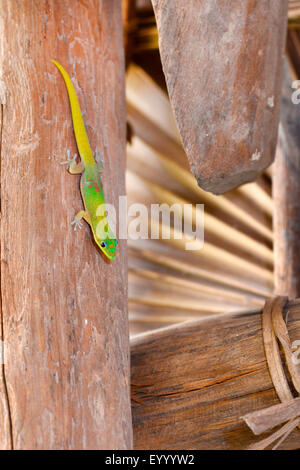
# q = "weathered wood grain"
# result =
<box><xmin>0</xmin><ymin>0</ymin><xmax>131</xmax><ymax>449</ymax></box>
<box><xmin>131</xmin><ymin>300</ymin><xmax>300</xmax><ymax>450</ymax></box>
<box><xmin>273</xmin><ymin>59</ymin><xmax>300</xmax><ymax>298</ymax></box>
<box><xmin>152</xmin><ymin>0</ymin><xmax>289</xmax><ymax>193</ymax></box>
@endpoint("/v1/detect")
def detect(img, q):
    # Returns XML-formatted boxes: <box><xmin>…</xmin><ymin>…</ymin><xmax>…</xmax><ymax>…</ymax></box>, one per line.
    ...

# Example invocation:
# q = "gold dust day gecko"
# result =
<box><xmin>52</xmin><ymin>60</ymin><xmax>118</xmax><ymax>260</ymax></box>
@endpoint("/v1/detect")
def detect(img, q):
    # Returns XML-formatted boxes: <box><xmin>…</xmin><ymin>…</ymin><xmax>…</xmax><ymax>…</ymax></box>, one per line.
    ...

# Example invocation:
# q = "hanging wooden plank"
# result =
<box><xmin>151</xmin><ymin>0</ymin><xmax>289</xmax><ymax>193</ymax></box>
<box><xmin>0</xmin><ymin>0</ymin><xmax>131</xmax><ymax>449</ymax></box>
<box><xmin>273</xmin><ymin>59</ymin><xmax>300</xmax><ymax>298</ymax></box>
<box><xmin>131</xmin><ymin>299</ymin><xmax>300</xmax><ymax>450</ymax></box>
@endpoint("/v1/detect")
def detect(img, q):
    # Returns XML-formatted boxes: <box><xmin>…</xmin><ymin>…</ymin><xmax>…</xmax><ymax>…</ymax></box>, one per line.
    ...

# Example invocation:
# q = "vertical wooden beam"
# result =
<box><xmin>152</xmin><ymin>0</ymin><xmax>289</xmax><ymax>194</ymax></box>
<box><xmin>0</xmin><ymin>0</ymin><xmax>132</xmax><ymax>449</ymax></box>
<box><xmin>273</xmin><ymin>59</ymin><xmax>300</xmax><ymax>298</ymax></box>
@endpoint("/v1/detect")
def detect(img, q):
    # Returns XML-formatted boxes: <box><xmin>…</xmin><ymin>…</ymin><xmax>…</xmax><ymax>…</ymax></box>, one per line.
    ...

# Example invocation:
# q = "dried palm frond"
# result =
<box><xmin>126</xmin><ymin>64</ymin><xmax>273</xmax><ymax>337</ymax></box>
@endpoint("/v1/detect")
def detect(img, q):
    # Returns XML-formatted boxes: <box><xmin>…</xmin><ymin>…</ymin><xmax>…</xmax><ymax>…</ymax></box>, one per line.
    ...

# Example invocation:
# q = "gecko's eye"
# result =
<box><xmin>100</xmin><ymin>241</ymin><xmax>106</xmax><ymax>248</ymax></box>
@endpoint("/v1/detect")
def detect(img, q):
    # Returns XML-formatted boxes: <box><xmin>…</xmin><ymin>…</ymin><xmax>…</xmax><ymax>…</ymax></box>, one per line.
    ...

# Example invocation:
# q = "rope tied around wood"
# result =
<box><xmin>242</xmin><ymin>296</ymin><xmax>300</xmax><ymax>450</ymax></box>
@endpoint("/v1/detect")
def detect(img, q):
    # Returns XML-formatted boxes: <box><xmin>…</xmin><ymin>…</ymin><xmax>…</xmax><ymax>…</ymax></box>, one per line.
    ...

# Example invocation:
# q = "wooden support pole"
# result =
<box><xmin>131</xmin><ymin>300</ymin><xmax>300</xmax><ymax>450</ymax></box>
<box><xmin>0</xmin><ymin>1</ymin><xmax>132</xmax><ymax>449</ymax></box>
<box><xmin>151</xmin><ymin>0</ymin><xmax>289</xmax><ymax>194</ymax></box>
<box><xmin>273</xmin><ymin>59</ymin><xmax>300</xmax><ymax>298</ymax></box>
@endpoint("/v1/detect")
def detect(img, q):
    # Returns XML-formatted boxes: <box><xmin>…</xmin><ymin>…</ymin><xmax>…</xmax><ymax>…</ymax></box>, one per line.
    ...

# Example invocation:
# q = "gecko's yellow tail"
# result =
<box><xmin>52</xmin><ymin>60</ymin><xmax>95</xmax><ymax>166</ymax></box>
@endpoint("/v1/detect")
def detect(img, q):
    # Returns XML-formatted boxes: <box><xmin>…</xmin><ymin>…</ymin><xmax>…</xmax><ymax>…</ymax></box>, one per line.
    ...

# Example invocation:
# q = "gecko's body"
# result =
<box><xmin>52</xmin><ymin>60</ymin><xmax>118</xmax><ymax>260</ymax></box>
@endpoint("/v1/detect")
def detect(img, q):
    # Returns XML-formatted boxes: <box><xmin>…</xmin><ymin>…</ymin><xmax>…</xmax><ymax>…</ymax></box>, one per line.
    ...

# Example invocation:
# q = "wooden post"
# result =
<box><xmin>0</xmin><ymin>1</ymin><xmax>132</xmax><ymax>449</ymax></box>
<box><xmin>273</xmin><ymin>59</ymin><xmax>300</xmax><ymax>298</ymax></box>
<box><xmin>151</xmin><ymin>0</ymin><xmax>289</xmax><ymax>194</ymax></box>
<box><xmin>131</xmin><ymin>300</ymin><xmax>300</xmax><ymax>450</ymax></box>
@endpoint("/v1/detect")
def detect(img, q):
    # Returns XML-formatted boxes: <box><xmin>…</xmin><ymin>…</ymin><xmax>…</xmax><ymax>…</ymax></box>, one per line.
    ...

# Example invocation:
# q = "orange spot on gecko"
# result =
<box><xmin>87</xmin><ymin>179</ymin><xmax>102</xmax><ymax>192</ymax></box>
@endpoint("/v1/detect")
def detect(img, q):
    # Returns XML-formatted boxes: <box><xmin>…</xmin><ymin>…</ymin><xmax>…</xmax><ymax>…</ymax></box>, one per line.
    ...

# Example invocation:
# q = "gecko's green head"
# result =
<box><xmin>99</xmin><ymin>238</ymin><xmax>118</xmax><ymax>260</ymax></box>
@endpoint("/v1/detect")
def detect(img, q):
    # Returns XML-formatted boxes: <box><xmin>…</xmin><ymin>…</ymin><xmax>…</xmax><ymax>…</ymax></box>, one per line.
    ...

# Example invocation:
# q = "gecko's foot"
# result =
<box><xmin>60</xmin><ymin>150</ymin><xmax>78</xmax><ymax>169</ymax></box>
<box><xmin>71</xmin><ymin>217</ymin><xmax>83</xmax><ymax>232</ymax></box>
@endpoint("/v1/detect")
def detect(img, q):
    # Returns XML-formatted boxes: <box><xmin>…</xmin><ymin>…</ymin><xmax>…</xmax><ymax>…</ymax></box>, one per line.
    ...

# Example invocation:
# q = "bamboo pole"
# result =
<box><xmin>0</xmin><ymin>0</ymin><xmax>131</xmax><ymax>450</ymax></box>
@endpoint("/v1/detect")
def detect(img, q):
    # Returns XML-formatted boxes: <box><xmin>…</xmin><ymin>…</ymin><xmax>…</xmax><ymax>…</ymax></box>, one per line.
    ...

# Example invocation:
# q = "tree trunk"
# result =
<box><xmin>0</xmin><ymin>0</ymin><xmax>132</xmax><ymax>449</ymax></box>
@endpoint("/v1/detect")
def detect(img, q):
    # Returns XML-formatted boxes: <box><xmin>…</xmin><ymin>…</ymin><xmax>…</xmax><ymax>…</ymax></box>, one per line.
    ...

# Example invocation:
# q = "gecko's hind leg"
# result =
<box><xmin>61</xmin><ymin>150</ymin><xmax>84</xmax><ymax>174</ymax></box>
<box><xmin>71</xmin><ymin>210</ymin><xmax>91</xmax><ymax>232</ymax></box>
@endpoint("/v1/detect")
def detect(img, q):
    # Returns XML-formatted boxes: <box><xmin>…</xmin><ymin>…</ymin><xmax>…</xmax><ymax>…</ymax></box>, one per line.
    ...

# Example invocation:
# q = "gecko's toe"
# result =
<box><xmin>95</xmin><ymin>147</ymin><xmax>105</xmax><ymax>172</ymax></box>
<box><xmin>60</xmin><ymin>152</ymin><xmax>78</xmax><ymax>168</ymax></box>
<box><xmin>71</xmin><ymin>218</ymin><xmax>83</xmax><ymax>232</ymax></box>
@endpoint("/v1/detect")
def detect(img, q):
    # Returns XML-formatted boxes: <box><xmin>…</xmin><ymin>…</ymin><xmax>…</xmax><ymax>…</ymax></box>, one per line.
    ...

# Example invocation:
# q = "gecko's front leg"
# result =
<box><xmin>60</xmin><ymin>149</ymin><xmax>84</xmax><ymax>174</ymax></box>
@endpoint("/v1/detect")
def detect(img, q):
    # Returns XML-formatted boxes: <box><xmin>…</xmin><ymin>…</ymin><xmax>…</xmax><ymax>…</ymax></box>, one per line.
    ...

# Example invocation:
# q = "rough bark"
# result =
<box><xmin>0</xmin><ymin>0</ymin><xmax>131</xmax><ymax>449</ymax></box>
